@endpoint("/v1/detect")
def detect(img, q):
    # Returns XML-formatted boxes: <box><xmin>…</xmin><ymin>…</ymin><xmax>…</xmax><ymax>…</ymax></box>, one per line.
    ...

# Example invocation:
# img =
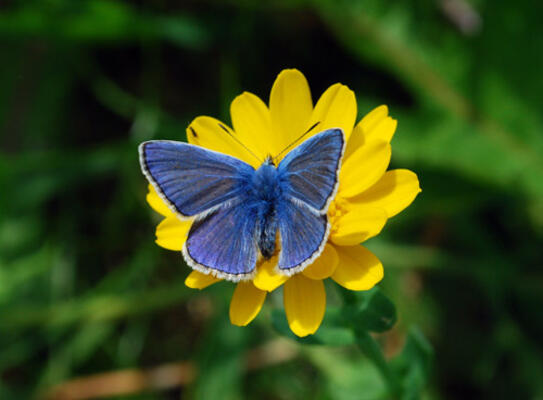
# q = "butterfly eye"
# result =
<box><xmin>265</xmin><ymin>156</ymin><xmax>275</xmax><ymax>166</ymax></box>
<box><xmin>189</xmin><ymin>127</ymin><xmax>198</xmax><ymax>138</ymax></box>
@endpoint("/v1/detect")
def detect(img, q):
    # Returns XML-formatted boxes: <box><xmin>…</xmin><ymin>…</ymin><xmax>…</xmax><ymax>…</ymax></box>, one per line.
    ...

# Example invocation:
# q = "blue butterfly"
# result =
<box><xmin>139</xmin><ymin>127</ymin><xmax>345</xmax><ymax>281</ymax></box>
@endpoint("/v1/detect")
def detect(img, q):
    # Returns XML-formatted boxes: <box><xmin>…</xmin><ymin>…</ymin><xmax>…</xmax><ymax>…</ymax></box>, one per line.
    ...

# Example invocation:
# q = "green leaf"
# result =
<box><xmin>356</xmin><ymin>287</ymin><xmax>397</xmax><ymax>333</ymax></box>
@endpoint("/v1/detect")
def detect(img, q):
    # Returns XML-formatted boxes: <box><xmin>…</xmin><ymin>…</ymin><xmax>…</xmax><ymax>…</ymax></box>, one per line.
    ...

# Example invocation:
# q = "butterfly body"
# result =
<box><xmin>250</xmin><ymin>158</ymin><xmax>282</xmax><ymax>259</ymax></box>
<box><xmin>140</xmin><ymin>128</ymin><xmax>345</xmax><ymax>281</ymax></box>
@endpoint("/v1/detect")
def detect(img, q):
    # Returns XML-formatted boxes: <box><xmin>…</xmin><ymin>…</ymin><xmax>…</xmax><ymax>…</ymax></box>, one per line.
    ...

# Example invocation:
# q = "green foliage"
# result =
<box><xmin>355</xmin><ymin>287</ymin><xmax>398</xmax><ymax>333</ymax></box>
<box><xmin>1</xmin><ymin>0</ymin><xmax>542</xmax><ymax>399</ymax></box>
<box><xmin>397</xmin><ymin>327</ymin><xmax>434</xmax><ymax>400</ymax></box>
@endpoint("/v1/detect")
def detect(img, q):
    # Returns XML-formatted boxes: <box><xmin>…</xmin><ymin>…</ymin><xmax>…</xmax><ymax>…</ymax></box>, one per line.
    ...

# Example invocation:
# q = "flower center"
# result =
<box><xmin>328</xmin><ymin>195</ymin><xmax>350</xmax><ymax>235</ymax></box>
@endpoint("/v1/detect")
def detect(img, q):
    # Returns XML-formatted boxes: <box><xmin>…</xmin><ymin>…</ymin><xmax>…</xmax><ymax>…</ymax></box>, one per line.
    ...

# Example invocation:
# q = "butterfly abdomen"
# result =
<box><xmin>256</xmin><ymin>210</ymin><xmax>277</xmax><ymax>259</ymax></box>
<box><xmin>250</xmin><ymin>161</ymin><xmax>283</xmax><ymax>259</ymax></box>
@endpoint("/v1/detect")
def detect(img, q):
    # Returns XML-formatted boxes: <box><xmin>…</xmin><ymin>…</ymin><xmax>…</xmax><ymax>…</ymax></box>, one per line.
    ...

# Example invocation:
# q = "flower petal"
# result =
<box><xmin>352</xmin><ymin>169</ymin><xmax>421</xmax><ymax>218</ymax></box>
<box><xmin>284</xmin><ymin>274</ymin><xmax>326</xmax><ymax>337</ymax></box>
<box><xmin>361</xmin><ymin>105</ymin><xmax>390</xmax><ymax>134</ymax></box>
<box><xmin>344</xmin><ymin>105</ymin><xmax>394</xmax><ymax>161</ymax></box>
<box><xmin>340</xmin><ymin>140</ymin><xmax>391</xmax><ymax>198</ymax></box>
<box><xmin>185</xmin><ymin>270</ymin><xmax>221</xmax><ymax>289</ymax></box>
<box><xmin>309</xmin><ymin>83</ymin><xmax>357</xmax><ymax>141</ymax></box>
<box><xmin>230</xmin><ymin>91</ymin><xmax>272</xmax><ymax>165</ymax></box>
<box><xmin>331</xmin><ymin>245</ymin><xmax>384</xmax><ymax>291</ymax></box>
<box><xmin>155</xmin><ymin>217</ymin><xmax>192</xmax><ymax>251</ymax></box>
<box><xmin>254</xmin><ymin>256</ymin><xmax>288</xmax><ymax>292</ymax></box>
<box><xmin>331</xmin><ymin>206</ymin><xmax>387</xmax><ymax>246</ymax></box>
<box><xmin>229</xmin><ymin>282</ymin><xmax>266</xmax><ymax>326</ymax></box>
<box><xmin>269</xmin><ymin>69</ymin><xmax>313</xmax><ymax>157</ymax></box>
<box><xmin>302</xmin><ymin>244</ymin><xmax>339</xmax><ymax>280</ymax></box>
<box><xmin>186</xmin><ymin>116</ymin><xmax>252</xmax><ymax>164</ymax></box>
<box><xmin>364</xmin><ymin>115</ymin><xmax>397</xmax><ymax>144</ymax></box>
<box><xmin>146</xmin><ymin>185</ymin><xmax>173</xmax><ymax>217</ymax></box>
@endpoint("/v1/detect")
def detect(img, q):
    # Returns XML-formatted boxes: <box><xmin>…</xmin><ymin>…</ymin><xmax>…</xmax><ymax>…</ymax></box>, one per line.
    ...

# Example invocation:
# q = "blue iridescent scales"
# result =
<box><xmin>139</xmin><ymin>128</ymin><xmax>345</xmax><ymax>282</ymax></box>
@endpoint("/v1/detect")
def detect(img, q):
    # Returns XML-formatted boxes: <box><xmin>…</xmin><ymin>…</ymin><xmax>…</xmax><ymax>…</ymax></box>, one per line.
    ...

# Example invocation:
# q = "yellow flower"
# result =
<box><xmin>145</xmin><ymin>69</ymin><xmax>421</xmax><ymax>337</ymax></box>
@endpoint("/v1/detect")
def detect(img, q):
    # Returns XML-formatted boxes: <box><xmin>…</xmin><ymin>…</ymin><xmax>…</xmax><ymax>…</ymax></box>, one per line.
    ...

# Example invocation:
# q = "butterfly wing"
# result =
<box><xmin>139</xmin><ymin>140</ymin><xmax>254</xmax><ymax>218</ymax></box>
<box><xmin>183</xmin><ymin>204</ymin><xmax>258</xmax><ymax>280</ymax></box>
<box><xmin>140</xmin><ymin>140</ymin><xmax>258</xmax><ymax>280</ymax></box>
<box><xmin>277</xmin><ymin>128</ymin><xmax>345</xmax><ymax>214</ymax></box>
<box><xmin>276</xmin><ymin>128</ymin><xmax>345</xmax><ymax>273</ymax></box>
<box><xmin>276</xmin><ymin>201</ymin><xmax>329</xmax><ymax>275</ymax></box>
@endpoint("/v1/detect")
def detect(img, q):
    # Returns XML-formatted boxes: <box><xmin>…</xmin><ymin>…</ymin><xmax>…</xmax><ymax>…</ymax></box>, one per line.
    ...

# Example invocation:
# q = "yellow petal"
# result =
<box><xmin>283</xmin><ymin>274</ymin><xmax>326</xmax><ymax>337</ymax></box>
<box><xmin>229</xmin><ymin>282</ymin><xmax>266</xmax><ymax>326</ymax></box>
<box><xmin>344</xmin><ymin>122</ymin><xmax>366</xmax><ymax>162</ymax></box>
<box><xmin>344</xmin><ymin>105</ymin><xmax>392</xmax><ymax>161</ymax></box>
<box><xmin>309</xmin><ymin>83</ymin><xmax>357</xmax><ymax>141</ymax></box>
<box><xmin>360</xmin><ymin>105</ymin><xmax>389</xmax><ymax>134</ymax></box>
<box><xmin>186</xmin><ymin>116</ymin><xmax>253</xmax><ymax>165</ymax></box>
<box><xmin>340</xmin><ymin>140</ymin><xmax>391</xmax><ymax>198</ymax></box>
<box><xmin>155</xmin><ymin>216</ymin><xmax>192</xmax><ymax>251</ymax></box>
<box><xmin>352</xmin><ymin>169</ymin><xmax>421</xmax><ymax>218</ymax></box>
<box><xmin>331</xmin><ymin>245</ymin><xmax>384</xmax><ymax>291</ymax></box>
<box><xmin>230</xmin><ymin>91</ymin><xmax>272</xmax><ymax>165</ymax></box>
<box><xmin>302</xmin><ymin>244</ymin><xmax>339</xmax><ymax>280</ymax></box>
<box><xmin>185</xmin><ymin>270</ymin><xmax>220</xmax><ymax>289</ymax></box>
<box><xmin>331</xmin><ymin>206</ymin><xmax>387</xmax><ymax>246</ymax></box>
<box><xmin>364</xmin><ymin>116</ymin><xmax>397</xmax><ymax>144</ymax></box>
<box><xmin>254</xmin><ymin>256</ymin><xmax>288</xmax><ymax>292</ymax></box>
<box><xmin>269</xmin><ymin>69</ymin><xmax>313</xmax><ymax>157</ymax></box>
<box><xmin>146</xmin><ymin>185</ymin><xmax>174</xmax><ymax>217</ymax></box>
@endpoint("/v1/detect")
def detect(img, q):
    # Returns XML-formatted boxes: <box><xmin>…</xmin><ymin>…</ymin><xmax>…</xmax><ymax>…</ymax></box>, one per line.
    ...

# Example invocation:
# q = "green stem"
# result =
<box><xmin>355</xmin><ymin>329</ymin><xmax>403</xmax><ymax>398</ymax></box>
<box><xmin>336</xmin><ymin>288</ymin><xmax>403</xmax><ymax>397</ymax></box>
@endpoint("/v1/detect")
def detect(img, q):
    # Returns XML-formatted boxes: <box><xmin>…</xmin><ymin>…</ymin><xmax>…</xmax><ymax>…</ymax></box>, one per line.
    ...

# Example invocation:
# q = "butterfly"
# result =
<box><xmin>139</xmin><ymin>127</ymin><xmax>345</xmax><ymax>281</ymax></box>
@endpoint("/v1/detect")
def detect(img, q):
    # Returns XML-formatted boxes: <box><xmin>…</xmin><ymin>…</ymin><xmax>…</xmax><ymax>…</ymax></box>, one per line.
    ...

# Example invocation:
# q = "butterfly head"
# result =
<box><xmin>264</xmin><ymin>155</ymin><xmax>275</xmax><ymax>167</ymax></box>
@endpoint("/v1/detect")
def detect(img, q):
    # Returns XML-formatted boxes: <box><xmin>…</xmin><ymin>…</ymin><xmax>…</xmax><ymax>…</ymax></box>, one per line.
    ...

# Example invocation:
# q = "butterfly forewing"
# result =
<box><xmin>277</xmin><ymin>128</ymin><xmax>345</xmax><ymax>213</ymax></box>
<box><xmin>140</xmin><ymin>140</ymin><xmax>254</xmax><ymax>217</ymax></box>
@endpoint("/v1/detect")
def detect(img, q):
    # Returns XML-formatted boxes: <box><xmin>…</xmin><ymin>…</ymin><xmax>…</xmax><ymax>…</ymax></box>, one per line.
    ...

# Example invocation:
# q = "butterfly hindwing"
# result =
<box><xmin>183</xmin><ymin>204</ymin><xmax>258</xmax><ymax>280</ymax></box>
<box><xmin>140</xmin><ymin>140</ymin><xmax>254</xmax><ymax>217</ymax></box>
<box><xmin>277</xmin><ymin>128</ymin><xmax>345</xmax><ymax>213</ymax></box>
<box><xmin>276</xmin><ymin>200</ymin><xmax>329</xmax><ymax>274</ymax></box>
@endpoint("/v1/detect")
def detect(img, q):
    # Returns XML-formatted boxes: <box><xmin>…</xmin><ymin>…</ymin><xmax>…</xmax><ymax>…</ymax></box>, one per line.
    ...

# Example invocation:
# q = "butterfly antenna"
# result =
<box><xmin>214</xmin><ymin>123</ymin><xmax>262</xmax><ymax>164</ymax></box>
<box><xmin>272</xmin><ymin>121</ymin><xmax>321</xmax><ymax>162</ymax></box>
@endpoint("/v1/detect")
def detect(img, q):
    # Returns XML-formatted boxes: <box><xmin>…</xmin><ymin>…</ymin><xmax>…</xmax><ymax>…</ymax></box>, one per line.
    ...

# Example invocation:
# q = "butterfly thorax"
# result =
<box><xmin>251</xmin><ymin>159</ymin><xmax>282</xmax><ymax>259</ymax></box>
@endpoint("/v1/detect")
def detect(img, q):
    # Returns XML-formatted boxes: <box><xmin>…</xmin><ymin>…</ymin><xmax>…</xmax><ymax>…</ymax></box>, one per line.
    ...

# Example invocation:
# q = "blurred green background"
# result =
<box><xmin>1</xmin><ymin>0</ymin><xmax>542</xmax><ymax>399</ymax></box>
